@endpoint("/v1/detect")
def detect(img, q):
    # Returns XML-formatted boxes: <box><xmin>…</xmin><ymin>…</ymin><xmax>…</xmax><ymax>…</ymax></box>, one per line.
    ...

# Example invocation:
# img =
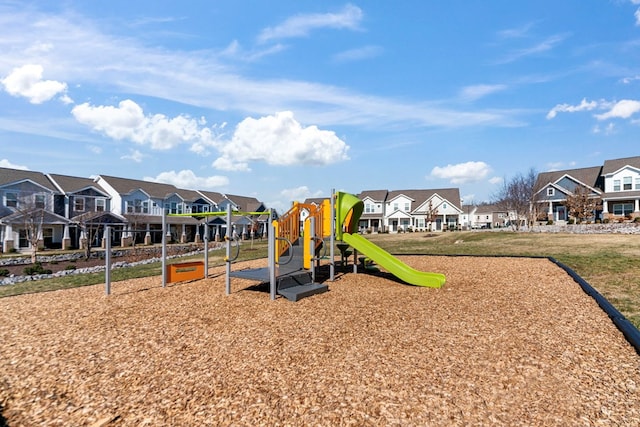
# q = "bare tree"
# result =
<box><xmin>20</xmin><ymin>206</ymin><xmax>45</xmax><ymax>263</ymax></box>
<box><xmin>425</xmin><ymin>199</ymin><xmax>438</xmax><ymax>231</ymax></box>
<box><xmin>75</xmin><ymin>211</ymin><xmax>103</xmax><ymax>260</ymax></box>
<box><xmin>564</xmin><ymin>185</ymin><xmax>601</xmax><ymax>224</ymax></box>
<box><xmin>493</xmin><ymin>168</ymin><xmax>538</xmax><ymax>231</ymax></box>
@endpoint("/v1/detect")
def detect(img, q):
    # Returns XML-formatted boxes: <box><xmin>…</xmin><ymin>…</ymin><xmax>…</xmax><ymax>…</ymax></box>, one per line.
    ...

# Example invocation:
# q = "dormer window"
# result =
<box><xmin>547</xmin><ymin>188</ymin><xmax>555</xmax><ymax>196</ymax></box>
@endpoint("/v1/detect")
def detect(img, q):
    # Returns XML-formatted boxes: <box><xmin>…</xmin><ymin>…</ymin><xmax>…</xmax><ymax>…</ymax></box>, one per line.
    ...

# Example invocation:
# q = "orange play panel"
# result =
<box><xmin>166</xmin><ymin>261</ymin><xmax>205</xmax><ymax>283</ymax></box>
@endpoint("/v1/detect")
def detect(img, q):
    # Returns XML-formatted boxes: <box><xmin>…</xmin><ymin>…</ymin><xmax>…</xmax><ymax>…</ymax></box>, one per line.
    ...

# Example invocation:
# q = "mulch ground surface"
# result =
<box><xmin>1</xmin><ymin>256</ymin><xmax>639</xmax><ymax>426</ymax></box>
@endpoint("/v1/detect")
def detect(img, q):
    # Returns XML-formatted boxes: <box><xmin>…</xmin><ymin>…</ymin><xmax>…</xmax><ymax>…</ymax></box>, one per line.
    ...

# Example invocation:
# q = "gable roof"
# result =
<box><xmin>534</xmin><ymin>166</ymin><xmax>603</xmax><ymax>194</ymax></box>
<box><xmin>0</xmin><ymin>167</ymin><xmax>58</xmax><ymax>192</ymax></box>
<box><xmin>97</xmin><ymin>175</ymin><xmax>180</xmax><ymax>199</ymax></box>
<box><xmin>47</xmin><ymin>173</ymin><xmax>109</xmax><ymax>196</ymax></box>
<box><xmin>197</xmin><ymin>190</ymin><xmax>224</xmax><ymax>206</ymax></box>
<box><xmin>358</xmin><ymin>190</ymin><xmax>388</xmax><ymax>202</ymax></box>
<box><xmin>603</xmin><ymin>156</ymin><xmax>640</xmax><ymax>175</ymax></box>
<box><xmin>222</xmin><ymin>194</ymin><xmax>265</xmax><ymax>212</ymax></box>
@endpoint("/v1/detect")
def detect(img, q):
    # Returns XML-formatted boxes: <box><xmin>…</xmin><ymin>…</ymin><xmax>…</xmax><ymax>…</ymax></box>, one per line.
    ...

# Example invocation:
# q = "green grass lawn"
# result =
<box><xmin>2</xmin><ymin>231</ymin><xmax>640</xmax><ymax>328</ymax></box>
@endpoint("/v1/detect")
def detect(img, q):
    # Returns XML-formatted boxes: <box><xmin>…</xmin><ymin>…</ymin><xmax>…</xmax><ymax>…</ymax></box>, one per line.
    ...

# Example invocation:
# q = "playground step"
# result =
<box><xmin>229</xmin><ymin>267</ymin><xmax>270</xmax><ymax>282</ymax></box>
<box><xmin>277</xmin><ymin>270</ymin><xmax>328</xmax><ymax>302</ymax></box>
<box><xmin>278</xmin><ymin>282</ymin><xmax>329</xmax><ymax>302</ymax></box>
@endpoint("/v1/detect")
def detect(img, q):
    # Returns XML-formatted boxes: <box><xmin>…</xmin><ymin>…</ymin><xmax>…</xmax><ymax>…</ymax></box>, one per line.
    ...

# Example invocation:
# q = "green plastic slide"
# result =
<box><xmin>341</xmin><ymin>232</ymin><xmax>446</xmax><ymax>288</ymax></box>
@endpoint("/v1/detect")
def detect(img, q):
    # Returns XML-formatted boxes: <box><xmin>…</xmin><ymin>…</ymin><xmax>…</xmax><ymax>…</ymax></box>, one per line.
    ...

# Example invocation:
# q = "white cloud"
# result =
<box><xmin>257</xmin><ymin>4</ymin><xmax>363</xmax><ymax>43</ymax></box>
<box><xmin>546</xmin><ymin>98</ymin><xmax>598</xmax><ymax>119</ymax></box>
<box><xmin>333</xmin><ymin>45</ymin><xmax>383</xmax><ymax>63</ymax></box>
<box><xmin>1</xmin><ymin>64</ymin><xmax>68</xmax><ymax>104</ymax></box>
<box><xmin>0</xmin><ymin>159</ymin><xmax>28</xmax><ymax>170</ymax></box>
<box><xmin>121</xmin><ymin>149</ymin><xmax>144</xmax><ymax>162</ymax></box>
<box><xmin>594</xmin><ymin>99</ymin><xmax>640</xmax><ymax>120</ymax></box>
<box><xmin>429</xmin><ymin>161</ymin><xmax>492</xmax><ymax>184</ymax></box>
<box><xmin>71</xmin><ymin>99</ymin><xmax>218</xmax><ymax>151</ymax></box>
<box><xmin>497</xmin><ymin>34</ymin><xmax>567</xmax><ymax>64</ymax></box>
<box><xmin>213</xmin><ymin>111</ymin><xmax>349</xmax><ymax>172</ymax></box>
<box><xmin>635</xmin><ymin>7</ymin><xmax>640</xmax><ymax>25</ymax></box>
<box><xmin>280</xmin><ymin>186</ymin><xmax>324</xmax><ymax>202</ymax></box>
<box><xmin>0</xmin><ymin>7</ymin><xmax>519</xmax><ymax>132</ymax></box>
<box><xmin>488</xmin><ymin>176</ymin><xmax>503</xmax><ymax>185</ymax></box>
<box><xmin>459</xmin><ymin>84</ymin><xmax>507</xmax><ymax>102</ymax></box>
<box><xmin>592</xmin><ymin>122</ymin><xmax>616</xmax><ymax>135</ymax></box>
<box><xmin>144</xmin><ymin>170</ymin><xmax>229</xmax><ymax>190</ymax></box>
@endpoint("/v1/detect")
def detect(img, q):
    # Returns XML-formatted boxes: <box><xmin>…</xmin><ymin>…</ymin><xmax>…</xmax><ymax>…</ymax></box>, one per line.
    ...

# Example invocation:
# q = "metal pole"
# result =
<box><xmin>105</xmin><ymin>225</ymin><xmax>111</xmax><ymax>295</ymax></box>
<box><xmin>310</xmin><ymin>216</ymin><xmax>316</xmax><ymax>283</ymax></box>
<box><xmin>329</xmin><ymin>189</ymin><xmax>336</xmax><ymax>281</ymax></box>
<box><xmin>162</xmin><ymin>209</ymin><xmax>167</xmax><ymax>288</ymax></box>
<box><xmin>203</xmin><ymin>222</ymin><xmax>209</xmax><ymax>278</ymax></box>
<box><xmin>225</xmin><ymin>203</ymin><xmax>232</xmax><ymax>295</ymax></box>
<box><xmin>268</xmin><ymin>209</ymin><xmax>276</xmax><ymax>300</ymax></box>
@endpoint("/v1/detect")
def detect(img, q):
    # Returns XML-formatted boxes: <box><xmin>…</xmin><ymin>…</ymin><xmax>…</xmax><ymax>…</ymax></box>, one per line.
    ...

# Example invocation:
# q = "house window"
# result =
<box><xmin>142</xmin><ymin>201</ymin><xmax>149</xmax><ymax>214</ymax></box>
<box><xmin>443</xmin><ymin>203</ymin><xmax>447</xmax><ymax>209</ymax></box>
<box><xmin>623</xmin><ymin>176</ymin><xmax>632</xmax><ymax>191</ymax></box>
<box><xmin>393</xmin><ymin>203</ymin><xmax>398</xmax><ymax>211</ymax></box>
<box><xmin>365</xmin><ymin>203</ymin><xmax>373</xmax><ymax>213</ymax></box>
<box><xmin>6</xmin><ymin>192</ymin><xmax>17</xmax><ymax>207</ymax></box>
<box><xmin>74</xmin><ymin>197</ymin><xmax>85</xmax><ymax>212</ymax></box>
<box><xmin>404</xmin><ymin>203</ymin><xmax>410</xmax><ymax>211</ymax></box>
<box><xmin>613</xmin><ymin>180</ymin><xmax>621</xmax><ymax>191</ymax></box>
<box><xmin>34</xmin><ymin>194</ymin><xmax>45</xmax><ymax>209</ymax></box>
<box><xmin>547</xmin><ymin>188</ymin><xmax>555</xmax><ymax>196</ymax></box>
<box><xmin>96</xmin><ymin>199</ymin><xmax>105</xmax><ymax>212</ymax></box>
<box><xmin>636</xmin><ymin>178</ymin><xmax>640</xmax><ymax>190</ymax></box>
<box><xmin>612</xmin><ymin>203</ymin><xmax>634</xmax><ymax>216</ymax></box>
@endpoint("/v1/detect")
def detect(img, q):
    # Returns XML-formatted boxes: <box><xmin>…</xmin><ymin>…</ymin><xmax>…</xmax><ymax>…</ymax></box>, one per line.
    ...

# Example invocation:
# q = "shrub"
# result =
<box><xmin>23</xmin><ymin>262</ymin><xmax>53</xmax><ymax>275</ymax></box>
<box><xmin>546</xmin><ymin>220</ymin><xmax>554</xmax><ymax>225</ymax></box>
<box><xmin>634</xmin><ymin>216</ymin><xmax>640</xmax><ymax>223</ymax></box>
<box><xmin>567</xmin><ymin>218</ymin><xmax>575</xmax><ymax>225</ymax></box>
<box><xmin>0</xmin><ymin>268</ymin><xmax>9</xmax><ymax>277</ymax></box>
<box><xmin>65</xmin><ymin>264</ymin><xmax>77</xmax><ymax>271</ymax></box>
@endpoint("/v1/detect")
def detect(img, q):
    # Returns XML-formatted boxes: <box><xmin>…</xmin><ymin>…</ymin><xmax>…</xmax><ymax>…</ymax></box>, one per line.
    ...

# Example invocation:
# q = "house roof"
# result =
<box><xmin>97</xmin><ymin>175</ymin><xmax>181</xmax><ymax>199</ymax></box>
<box><xmin>534</xmin><ymin>166</ymin><xmax>603</xmax><ymax>193</ymax></box>
<box><xmin>358</xmin><ymin>190</ymin><xmax>388</xmax><ymax>202</ymax></box>
<box><xmin>0</xmin><ymin>167</ymin><xmax>59</xmax><ymax>192</ymax></box>
<box><xmin>176</xmin><ymin>188</ymin><xmax>204</xmax><ymax>203</ymax></box>
<box><xmin>389</xmin><ymin>188</ymin><xmax>461</xmax><ymax>210</ymax></box>
<box><xmin>303</xmin><ymin>197</ymin><xmax>328</xmax><ymax>205</ymax></box>
<box><xmin>47</xmin><ymin>173</ymin><xmax>109</xmax><ymax>195</ymax></box>
<box><xmin>223</xmin><ymin>194</ymin><xmax>265</xmax><ymax>212</ymax></box>
<box><xmin>603</xmin><ymin>156</ymin><xmax>640</xmax><ymax>175</ymax></box>
<box><xmin>197</xmin><ymin>190</ymin><xmax>224</xmax><ymax>206</ymax></box>
<box><xmin>474</xmin><ymin>204</ymin><xmax>506</xmax><ymax>214</ymax></box>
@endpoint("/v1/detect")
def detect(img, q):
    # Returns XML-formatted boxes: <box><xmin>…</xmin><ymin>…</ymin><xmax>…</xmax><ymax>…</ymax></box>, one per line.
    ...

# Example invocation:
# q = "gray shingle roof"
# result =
<box><xmin>47</xmin><ymin>173</ymin><xmax>108</xmax><ymax>195</ymax></box>
<box><xmin>534</xmin><ymin>166</ymin><xmax>603</xmax><ymax>192</ymax></box>
<box><xmin>0</xmin><ymin>167</ymin><xmax>58</xmax><ymax>192</ymax></box>
<box><xmin>98</xmin><ymin>175</ymin><xmax>181</xmax><ymax>199</ymax></box>
<box><xmin>602</xmin><ymin>156</ymin><xmax>640</xmax><ymax>175</ymax></box>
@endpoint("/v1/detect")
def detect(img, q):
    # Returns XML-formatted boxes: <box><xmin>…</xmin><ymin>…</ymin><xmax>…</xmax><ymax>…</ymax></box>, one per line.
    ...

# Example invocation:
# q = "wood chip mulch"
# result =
<box><xmin>1</xmin><ymin>256</ymin><xmax>639</xmax><ymax>426</ymax></box>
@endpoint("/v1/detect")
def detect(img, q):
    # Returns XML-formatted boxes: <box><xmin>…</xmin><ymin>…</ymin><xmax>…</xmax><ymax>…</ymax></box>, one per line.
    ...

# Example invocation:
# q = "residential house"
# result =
<box><xmin>357</xmin><ymin>188</ymin><xmax>462</xmax><ymax>233</ymax></box>
<box><xmin>533</xmin><ymin>156</ymin><xmax>640</xmax><ymax>223</ymax></box>
<box><xmin>472</xmin><ymin>204</ymin><xmax>509</xmax><ymax>229</ymax></box>
<box><xmin>0</xmin><ymin>167</ymin><xmax>71</xmax><ymax>252</ymax></box>
<box><xmin>533</xmin><ymin>166</ymin><xmax>603</xmax><ymax>223</ymax></box>
<box><xmin>359</xmin><ymin>190</ymin><xmax>387</xmax><ymax>233</ymax></box>
<box><xmin>601</xmin><ymin>156</ymin><xmax>640</xmax><ymax>219</ymax></box>
<box><xmin>218</xmin><ymin>193</ymin><xmax>269</xmax><ymax>239</ymax></box>
<box><xmin>47</xmin><ymin>173</ymin><xmax>125</xmax><ymax>249</ymax></box>
<box><xmin>95</xmin><ymin>175</ymin><xmax>206</xmax><ymax>245</ymax></box>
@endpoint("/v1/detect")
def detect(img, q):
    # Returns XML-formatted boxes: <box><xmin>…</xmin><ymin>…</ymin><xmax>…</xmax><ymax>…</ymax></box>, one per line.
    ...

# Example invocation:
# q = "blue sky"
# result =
<box><xmin>1</xmin><ymin>1</ymin><xmax>639</xmax><ymax>212</ymax></box>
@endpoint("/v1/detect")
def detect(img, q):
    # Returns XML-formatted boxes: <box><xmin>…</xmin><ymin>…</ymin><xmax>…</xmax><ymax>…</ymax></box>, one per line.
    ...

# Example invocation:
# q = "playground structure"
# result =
<box><xmin>104</xmin><ymin>191</ymin><xmax>446</xmax><ymax>300</ymax></box>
